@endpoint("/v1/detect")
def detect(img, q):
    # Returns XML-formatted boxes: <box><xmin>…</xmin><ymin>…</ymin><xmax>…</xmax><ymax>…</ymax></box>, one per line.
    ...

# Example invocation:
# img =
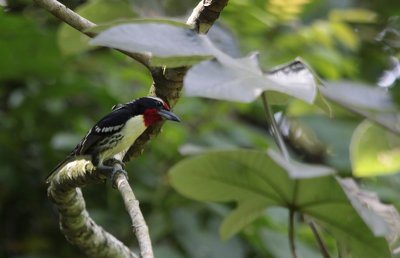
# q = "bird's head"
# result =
<box><xmin>135</xmin><ymin>96</ymin><xmax>180</xmax><ymax>127</ymax></box>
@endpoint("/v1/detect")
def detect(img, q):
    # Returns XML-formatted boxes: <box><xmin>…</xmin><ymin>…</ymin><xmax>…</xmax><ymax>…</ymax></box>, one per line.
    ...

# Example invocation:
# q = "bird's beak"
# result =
<box><xmin>158</xmin><ymin>109</ymin><xmax>181</xmax><ymax>122</ymax></box>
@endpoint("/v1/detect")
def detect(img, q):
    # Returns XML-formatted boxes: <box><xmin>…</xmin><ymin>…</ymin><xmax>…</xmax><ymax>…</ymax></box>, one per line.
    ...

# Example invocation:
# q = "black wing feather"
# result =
<box><xmin>46</xmin><ymin>104</ymin><xmax>135</xmax><ymax>182</ymax></box>
<box><xmin>76</xmin><ymin>105</ymin><xmax>132</xmax><ymax>154</ymax></box>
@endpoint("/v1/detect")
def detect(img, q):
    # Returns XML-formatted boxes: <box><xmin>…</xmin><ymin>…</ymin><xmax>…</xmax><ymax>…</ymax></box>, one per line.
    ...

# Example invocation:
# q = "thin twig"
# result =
<box><xmin>34</xmin><ymin>0</ymin><xmax>96</xmax><ymax>34</ymax></box>
<box><xmin>113</xmin><ymin>164</ymin><xmax>153</xmax><ymax>258</ymax></box>
<box><xmin>289</xmin><ymin>209</ymin><xmax>299</xmax><ymax>258</ymax></box>
<box><xmin>305</xmin><ymin>216</ymin><xmax>332</xmax><ymax>258</ymax></box>
<box><xmin>262</xmin><ymin>92</ymin><xmax>299</xmax><ymax>258</ymax></box>
<box><xmin>47</xmin><ymin>161</ymin><xmax>138</xmax><ymax>258</ymax></box>
<box><xmin>32</xmin><ymin>0</ymin><xmax>152</xmax><ymax>69</ymax></box>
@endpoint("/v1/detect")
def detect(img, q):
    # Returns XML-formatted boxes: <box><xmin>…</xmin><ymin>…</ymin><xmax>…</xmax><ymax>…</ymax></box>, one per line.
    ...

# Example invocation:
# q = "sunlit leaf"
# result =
<box><xmin>351</xmin><ymin>120</ymin><xmax>400</xmax><ymax>177</ymax></box>
<box><xmin>329</xmin><ymin>8</ymin><xmax>378</xmax><ymax>23</ymax></box>
<box><xmin>266</xmin><ymin>0</ymin><xmax>311</xmax><ymax>22</ymax></box>
<box><xmin>90</xmin><ymin>22</ymin><xmax>214</xmax><ymax>67</ymax></box>
<box><xmin>331</xmin><ymin>21</ymin><xmax>359</xmax><ymax>50</ymax></box>
<box><xmin>169</xmin><ymin>149</ymin><xmax>393</xmax><ymax>257</ymax></box>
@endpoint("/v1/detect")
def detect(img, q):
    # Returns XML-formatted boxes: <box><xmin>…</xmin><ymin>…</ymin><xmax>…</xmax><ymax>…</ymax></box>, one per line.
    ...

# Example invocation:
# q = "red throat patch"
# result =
<box><xmin>143</xmin><ymin>108</ymin><xmax>162</xmax><ymax>127</ymax></box>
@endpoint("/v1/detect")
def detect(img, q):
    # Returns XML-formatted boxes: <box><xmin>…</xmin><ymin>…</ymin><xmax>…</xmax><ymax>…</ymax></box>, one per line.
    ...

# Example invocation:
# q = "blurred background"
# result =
<box><xmin>1</xmin><ymin>0</ymin><xmax>400</xmax><ymax>257</ymax></box>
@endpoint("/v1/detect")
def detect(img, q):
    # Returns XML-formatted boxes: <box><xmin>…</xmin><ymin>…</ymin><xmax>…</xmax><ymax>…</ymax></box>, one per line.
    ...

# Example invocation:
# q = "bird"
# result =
<box><xmin>46</xmin><ymin>96</ymin><xmax>180</xmax><ymax>184</ymax></box>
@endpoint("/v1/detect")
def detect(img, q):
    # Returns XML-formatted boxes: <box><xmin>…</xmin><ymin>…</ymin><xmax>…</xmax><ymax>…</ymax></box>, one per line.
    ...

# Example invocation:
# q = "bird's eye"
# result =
<box><xmin>157</xmin><ymin>101</ymin><xmax>163</xmax><ymax>108</ymax></box>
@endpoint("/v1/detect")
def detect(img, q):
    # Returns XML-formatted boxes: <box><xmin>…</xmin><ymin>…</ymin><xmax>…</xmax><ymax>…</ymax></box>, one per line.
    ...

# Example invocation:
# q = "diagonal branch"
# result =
<box><xmin>124</xmin><ymin>0</ymin><xmax>229</xmax><ymax>162</ymax></box>
<box><xmin>33</xmin><ymin>0</ymin><xmax>151</xmax><ymax>69</ymax></box>
<box><xmin>113</xmin><ymin>164</ymin><xmax>153</xmax><ymax>258</ymax></box>
<box><xmin>47</xmin><ymin>161</ymin><xmax>138</xmax><ymax>258</ymax></box>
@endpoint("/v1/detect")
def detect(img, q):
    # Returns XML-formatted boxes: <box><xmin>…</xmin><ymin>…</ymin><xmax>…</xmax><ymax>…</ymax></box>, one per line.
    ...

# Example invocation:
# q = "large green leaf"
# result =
<box><xmin>58</xmin><ymin>0</ymin><xmax>136</xmax><ymax>55</ymax></box>
<box><xmin>185</xmin><ymin>52</ymin><xmax>264</xmax><ymax>102</ymax></box>
<box><xmin>184</xmin><ymin>55</ymin><xmax>317</xmax><ymax>104</ymax></box>
<box><xmin>169</xmin><ymin>149</ymin><xmax>393</xmax><ymax>258</ymax></box>
<box><xmin>351</xmin><ymin>120</ymin><xmax>400</xmax><ymax>177</ymax></box>
<box><xmin>172</xmin><ymin>208</ymin><xmax>245</xmax><ymax>258</ymax></box>
<box><xmin>90</xmin><ymin>21</ymin><xmax>214</xmax><ymax>67</ymax></box>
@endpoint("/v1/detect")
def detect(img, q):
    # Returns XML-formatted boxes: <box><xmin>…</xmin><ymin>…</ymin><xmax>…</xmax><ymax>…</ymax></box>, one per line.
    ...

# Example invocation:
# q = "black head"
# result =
<box><xmin>131</xmin><ymin>97</ymin><xmax>180</xmax><ymax>126</ymax></box>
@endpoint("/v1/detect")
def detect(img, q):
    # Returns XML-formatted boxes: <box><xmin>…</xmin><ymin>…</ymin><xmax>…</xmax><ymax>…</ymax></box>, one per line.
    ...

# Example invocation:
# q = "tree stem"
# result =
<box><xmin>262</xmin><ymin>92</ymin><xmax>332</xmax><ymax>258</ymax></box>
<box><xmin>289</xmin><ymin>209</ymin><xmax>299</xmax><ymax>258</ymax></box>
<box><xmin>114</xmin><ymin>163</ymin><xmax>153</xmax><ymax>258</ymax></box>
<box><xmin>261</xmin><ymin>92</ymin><xmax>290</xmax><ymax>160</ymax></box>
<box><xmin>306</xmin><ymin>217</ymin><xmax>331</xmax><ymax>258</ymax></box>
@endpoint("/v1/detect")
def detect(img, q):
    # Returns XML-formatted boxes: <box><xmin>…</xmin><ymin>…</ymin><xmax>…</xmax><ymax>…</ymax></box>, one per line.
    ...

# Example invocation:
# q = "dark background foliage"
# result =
<box><xmin>1</xmin><ymin>0</ymin><xmax>400</xmax><ymax>257</ymax></box>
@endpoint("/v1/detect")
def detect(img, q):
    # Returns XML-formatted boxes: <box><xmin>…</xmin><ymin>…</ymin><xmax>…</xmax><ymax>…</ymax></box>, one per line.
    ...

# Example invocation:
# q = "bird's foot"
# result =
<box><xmin>110</xmin><ymin>166</ymin><xmax>129</xmax><ymax>189</ymax></box>
<box><xmin>97</xmin><ymin>159</ymin><xmax>128</xmax><ymax>188</ymax></box>
<box><xmin>107</xmin><ymin>159</ymin><xmax>128</xmax><ymax>188</ymax></box>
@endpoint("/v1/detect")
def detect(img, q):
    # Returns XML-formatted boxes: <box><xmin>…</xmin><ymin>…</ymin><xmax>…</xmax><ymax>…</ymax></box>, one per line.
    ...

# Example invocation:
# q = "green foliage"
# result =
<box><xmin>169</xmin><ymin>149</ymin><xmax>392</xmax><ymax>257</ymax></box>
<box><xmin>3</xmin><ymin>0</ymin><xmax>400</xmax><ymax>258</ymax></box>
<box><xmin>0</xmin><ymin>11</ymin><xmax>61</xmax><ymax>80</ymax></box>
<box><xmin>58</xmin><ymin>0</ymin><xmax>136</xmax><ymax>55</ymax></box>
<box><xmin>351</xmin><ymin>121</ymin><xmax>400</xmax><ymax>176</ymax></box>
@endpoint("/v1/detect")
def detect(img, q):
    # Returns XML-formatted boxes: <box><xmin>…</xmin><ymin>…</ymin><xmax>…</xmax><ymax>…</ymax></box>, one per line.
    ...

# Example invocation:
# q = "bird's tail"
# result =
<box><xmin>45</xmin><ymin>154</ymin><xmax>74</xmax><ymax>183</ymax></box>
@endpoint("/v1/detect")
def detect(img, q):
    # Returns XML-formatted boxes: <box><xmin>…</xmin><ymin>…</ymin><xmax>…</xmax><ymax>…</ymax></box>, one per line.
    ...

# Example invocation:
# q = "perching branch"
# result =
<box><xmin>37</xmin><ymin>0</ymin><xmax>229</xmax><ymax>257</ymax></box>
<box><xmin>47</xmin><ymin>161</ymin><xmax>138</xmax><ymax>258</ymax></box>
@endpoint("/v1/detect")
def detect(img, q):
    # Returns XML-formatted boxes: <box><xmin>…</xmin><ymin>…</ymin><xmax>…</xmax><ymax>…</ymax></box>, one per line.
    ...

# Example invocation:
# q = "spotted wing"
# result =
<box><xmin>46</xmin><ymin>105</ymin><xmax>132</xmax><ymax>182</ymax></box>
<box><xmin>77</xmin><ymin>105</ymin><xmax>132</xmax><ymax>155</ymax></box>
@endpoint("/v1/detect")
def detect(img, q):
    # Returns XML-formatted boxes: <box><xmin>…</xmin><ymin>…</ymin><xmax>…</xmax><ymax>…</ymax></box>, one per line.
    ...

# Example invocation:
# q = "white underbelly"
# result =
<box><xmin>100</xmin><ymin>115</ymin><xmax>146</xmax><ymax>162</ymax></box>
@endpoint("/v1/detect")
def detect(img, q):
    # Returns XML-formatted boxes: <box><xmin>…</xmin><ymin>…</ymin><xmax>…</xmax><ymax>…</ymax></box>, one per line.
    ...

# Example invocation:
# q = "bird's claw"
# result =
<box><xmin>111</xmin><ymin>167</ymin><xmax>129</xmax><ymax>189</ymax></box>
<box><xmin>105</xmin><ymin>159</ymin><xmax>128</xmax><ymax>188</ymax></box>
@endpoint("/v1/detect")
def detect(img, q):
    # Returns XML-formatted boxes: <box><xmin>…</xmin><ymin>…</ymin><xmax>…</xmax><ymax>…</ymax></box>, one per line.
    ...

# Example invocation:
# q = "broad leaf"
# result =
<box><xmin>320</xmin><ymin>81</ymin><xmax>400</xmax><ymax>134</ymax></box>
<box><xmin>184</xmin><ymin>53</ymin><xmax>317</xmax><ymax>103</ymax></box>
<box><xmin>340</xmin><ymin>179</ymin><xmax>400</xmax><ymax>244</ymax></box>
<box><xmin>321</xmin><ymin>81</ymin><xmax>395</xmax><ymax>111</ymax></box>
<box><xmin>351</xmin><ymin>120</ymin><xmax>400</xmax><ymax>177</ymax></box>
<box><xmin>172</xmin><ymin>209</ymin><xmax>245</xmax><ymax>258</ymax></box>
<box><xmin>169</xmin><ymin>149</ymin><xmax>393</xmax><ymax>258</ymax></box>
<box><xmin>90</xmin><ymin>21</ymin><xmax>214</xmax><ymax>67</ymax></box>
<box><xmin>58</xmin><ymin>0</ymin><xmax>136</xmax><ymax>55</ymax></box>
